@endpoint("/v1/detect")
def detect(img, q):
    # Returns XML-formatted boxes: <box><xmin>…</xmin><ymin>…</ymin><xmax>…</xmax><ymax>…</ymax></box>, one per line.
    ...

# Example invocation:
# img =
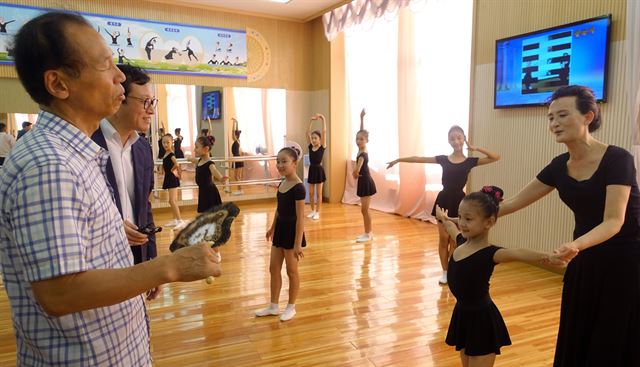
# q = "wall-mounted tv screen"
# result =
<box><xmin>494</xmin><ymin>14</ymin><xmax>611</xmax><ymax>108</ymax></box>
<box><xmin>202</xmin><ymin>90</ymin><xmax>221</xmax><ymax>120</ymax></box>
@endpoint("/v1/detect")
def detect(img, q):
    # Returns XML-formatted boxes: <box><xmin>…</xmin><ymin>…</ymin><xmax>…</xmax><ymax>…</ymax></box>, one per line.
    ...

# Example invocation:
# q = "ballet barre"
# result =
<box><xmin>151</xmin><ymin>177</ymin><xmax>281</xmax><ymax>193</ymax></box>
<box><xmin>154</xmin><ymin>155</ymin><xmax>278</xmax><ymax>166</ymax></box>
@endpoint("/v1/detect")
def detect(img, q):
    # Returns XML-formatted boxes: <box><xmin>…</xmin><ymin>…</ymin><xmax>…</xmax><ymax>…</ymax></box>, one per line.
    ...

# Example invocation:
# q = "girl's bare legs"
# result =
<box><xmin>437</xmin><ymin>222</ymin><xmax>456</xmax><ymax>284</ymax></box>
<box><xmin>256</xmin><ymin>247</ymin><xmax>285</xmax><ymax>317</ymax></box>
<box><xmin>283</xmin><ymin>249</ymin><xmax>300</xmax><ymax>304</ymax></box>
<box><xmin>279</xmin><ymin>248</ymin><xmax>300</xmax><ymax>321</ymax></box>
<box><xmin>361</xmin><ymin>195</ymin><xmax>372</xmax><ymax>234</ymax></box>
<box><xmin>315</xmin><ymin>182</ymin><xmax>323</xmax><ymax>214</ymax></box>
<box><xmin>467</xmin><ymin>352</ymin><xmax>496</xmax><ymax>367</ymax></box>
<box><xmin>460</xmin><ymin>350</ymin><xmax>469</xmax><ymax>367</ymax></box>
<box><xmin>168</xmin><ymin>188</ymin><xmax>181</xmax><ymax>221</ymax></box>
<box><xmin>235</xmin><ymin>167</ymin><xmax>244</xmax><ymax>193</ymax></box>
<box><xmin>308</xmin><ymin>184</ymin><xmax>316</xmax><ymax>213</ymax></box>
<box><xmin>268</xmin><ymin>247</ymin><xmax>285</xmax><ymax>303</ymax></box>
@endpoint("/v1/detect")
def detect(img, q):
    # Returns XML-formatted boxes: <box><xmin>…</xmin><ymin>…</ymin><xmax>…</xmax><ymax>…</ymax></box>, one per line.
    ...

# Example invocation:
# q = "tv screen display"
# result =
<box><xmin>202</xmin><ymin>91</ymin><xmax>221</xmax><ymax>120</ymax></box>
<box><xmin>494</xmin><ymin>15</ymin><xmax>610</xmax><ymax>108</ymax></box>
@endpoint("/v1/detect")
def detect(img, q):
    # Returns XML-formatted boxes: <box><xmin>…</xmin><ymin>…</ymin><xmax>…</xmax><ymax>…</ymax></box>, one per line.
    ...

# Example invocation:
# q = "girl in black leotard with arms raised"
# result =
<box><xmin>387</xmin><ymin>126</ymin><xmax>500</xmax><ymax>285</ymax></box>
<box><xmin>306</xmin><ymin>113</ymin><xmax>327</xmax><ymax>220</ymax></box>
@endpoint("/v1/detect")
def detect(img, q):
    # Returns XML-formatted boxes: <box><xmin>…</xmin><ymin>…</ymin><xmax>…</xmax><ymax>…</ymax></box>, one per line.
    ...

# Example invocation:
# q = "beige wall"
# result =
<box><xmin>469</xmin><ymin>0</ymin><xmax>630</xmax><ymax>253</ymax></box>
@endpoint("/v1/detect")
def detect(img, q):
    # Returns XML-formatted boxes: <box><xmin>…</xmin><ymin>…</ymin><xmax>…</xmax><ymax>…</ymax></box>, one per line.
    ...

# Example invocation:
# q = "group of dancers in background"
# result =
<box><xmin>151</xmin><ymin>85</ymin><xmax>638</xmax><ymax>366</ymax></box>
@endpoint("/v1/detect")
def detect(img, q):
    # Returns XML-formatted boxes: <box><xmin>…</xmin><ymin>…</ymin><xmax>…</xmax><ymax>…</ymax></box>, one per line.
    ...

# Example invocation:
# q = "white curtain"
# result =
<box><xmin>165</xmin><ymin>84</ymin><xmax>197</xmax><ymax>157</ymax></box>
<box><xmin>628</xmin><ymin>0</ymin><xmax>640</xmax><ymax>180</ymax></box>
<box><xmin>225</xmin><ymin>87</ymin><xmax>286</xmax><ymax>181</ymax></box>
<box><xmin>323</xmin><ymin>0</ymin><xmax>426</xmax><ymax>41</ymax></box>
<box><xmin>341</xmin><ymin>0</ymin><xmax>473</xmax><ymax>221</ymax></box>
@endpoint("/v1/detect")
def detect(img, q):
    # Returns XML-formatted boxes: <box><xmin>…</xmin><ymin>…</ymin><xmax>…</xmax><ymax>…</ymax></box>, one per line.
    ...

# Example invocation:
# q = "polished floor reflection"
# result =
<box><xmin>0</xmin><ymin>203</ymin><xmax>563</xmax><ymax>366</ymax></box>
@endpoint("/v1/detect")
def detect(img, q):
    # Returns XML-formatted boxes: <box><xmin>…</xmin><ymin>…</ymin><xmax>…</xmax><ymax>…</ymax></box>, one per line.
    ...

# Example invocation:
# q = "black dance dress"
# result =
<box><xmin>356</xmin><ymin>152</ymin><xmax>376</xmax><ymax>197</ymax></box>
<box><xmin>307</xmin><ymin>144</ymin><xmax>326</xmax><ymax>184</ymax></box>
<box><xmin>431</xmin><ymin>155</ymin><xmax>479</xmax><ymax>217</ymax></box>
<box><xmin>537</xmin><ymin>145</ymin><xmax>640</xmax><ymax>367</ymax></box>
<box><xmin>162</xmin><ymin>153</ymin><xmax>180</xmax><ymax>189</ymax></box>
<box><xmin>446</xmin><ymin>234</ymin><xmax>511</xmax><ymax>356</ymax></box>
<box><xmin>157</xmin><ymin>138</ymin><xmax>165</xmax><ymax>159</ymax></box>
<box><xmin>272</xmin><ymin>182</ymin><xmax>307</xmax><ymax>249</ymax></box>
<box><xmin>174</xmin><ymin>136</ymin><xmax>184</xmax><ymax>158</ymax></box>
<box><xmin>232</xmin><ymin>141</ymin><xmax>244</xmax><ymax>169</ymax></box>
<box><xmin>195</xmin><ymin>159</ymin><xmax>222</xmax><ymax>213</ymax></box>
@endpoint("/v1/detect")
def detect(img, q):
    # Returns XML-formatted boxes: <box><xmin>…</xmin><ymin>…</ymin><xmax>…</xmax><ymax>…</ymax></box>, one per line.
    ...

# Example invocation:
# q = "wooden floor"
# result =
<box><xmin>0</xmin><ymin>202</ymin><xmax>564</xmax><ymax>366</ymax></box>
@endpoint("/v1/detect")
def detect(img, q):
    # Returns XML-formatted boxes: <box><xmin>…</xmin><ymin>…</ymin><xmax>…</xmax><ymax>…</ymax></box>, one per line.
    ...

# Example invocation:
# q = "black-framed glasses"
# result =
<box><xmin>127</xmin><ymin>95</ymin><xmax>158</xmax><ymax>110</ymax></box>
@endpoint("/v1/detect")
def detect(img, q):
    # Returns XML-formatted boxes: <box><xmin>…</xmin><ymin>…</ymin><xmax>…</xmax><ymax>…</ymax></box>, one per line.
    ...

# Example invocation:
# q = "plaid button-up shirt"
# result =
<box><xmin>0</xmin><ymin>111</ymin><xmax>151</xmax><ymax>366</ymax></box>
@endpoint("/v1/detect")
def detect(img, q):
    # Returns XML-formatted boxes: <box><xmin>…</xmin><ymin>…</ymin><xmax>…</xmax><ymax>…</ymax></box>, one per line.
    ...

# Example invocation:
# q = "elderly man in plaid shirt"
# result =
<box><xmin>0</xmin><ymin>12</ymin><xmax>221</xmax><ymax>366</ymax></box>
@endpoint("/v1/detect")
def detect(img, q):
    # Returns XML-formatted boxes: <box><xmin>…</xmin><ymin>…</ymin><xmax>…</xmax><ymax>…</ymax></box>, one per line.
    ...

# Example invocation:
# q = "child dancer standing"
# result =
<box><xmin>436</xmin><ymin>186</ymin><xmax>570</xmax><ymax>367</ymax></box>
<box><xmin>230</xmin><ymin>117</ymin><xmax>244</xmax><ymax>195</ymax></box>
<box><xmin>256</xmin><ymin>146</ymin><xmax>306</xmax><ymax>322</ymax></box>
<box><xmin>353</xmin><ymin>109</ymin><xmax>376</xmax><ymax>242</ymax></box>
<box><xmin>387</xmin><ymin>126</ymin><xmax>500</xmax><ymax>284</ymax></box>
<box><xmin>189</xmin><ymin>135</ymin><xmax>227</xmax><ymax>261</ymax></box>
<box><xmin>306</xmin><ymin>113</ymin><xmax>327</xmax><ymax>220</ymax></box>
<box><xmin>161</xmin><ymin>134</ymin><xmax>184</xmax><ymax>228</ymax></box>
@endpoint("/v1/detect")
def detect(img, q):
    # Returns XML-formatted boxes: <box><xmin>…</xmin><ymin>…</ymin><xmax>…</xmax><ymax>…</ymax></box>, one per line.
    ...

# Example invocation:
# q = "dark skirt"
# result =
<box><xmin>197</xmin><ymin>184</ymin><xmax>222</xmax><ymax>213</ymax></box>
<box><xmin>553</xmin><ymin>242</ymin><xmax>640</xmax><ymax>367</ymax></box>
<box><xmin>308</xmin><ymin>164</ymin><xmax>326</xmax><ymax>184</ymax></box>
<box><xmin>431</xmin><ymin>189</ymin><xmax>465</xmax><ymax>217</ymax></box>
<box><xmin>162</xmin><ymin>173</ymin><xmax>180</xmax><ymax>189</ymax></box>
<box><xmin>357</xmin><ymin>175</ymin><xmax>376</xmax><ymax>197</ymax></box>
<box><xmin>232</xmin><ymin>161</ymin><xmax>244</xmax><ymax>169</ymax></box>
<box><xmin>272</xmin><ymin>216</ymin><xmax>306</xmax><ymax>250</ymax></box>
<box><xmin>446</xmin><ymin>297</ymin><xmax>512</xmax><ymax>356</ymax></box>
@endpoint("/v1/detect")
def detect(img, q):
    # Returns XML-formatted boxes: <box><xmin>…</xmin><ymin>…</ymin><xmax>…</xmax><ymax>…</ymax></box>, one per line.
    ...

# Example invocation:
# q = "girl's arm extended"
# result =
<box><xmin>387</xmin><ymin>156</ymin><xmax>437</xmax><ymax>168</ymax></box>
<box><xmin>493</xmin><ymin>247</ymin><xmax>572</xmax><ymax>267</ymax></box>
<box><xmin>209</xmin><ymin>162</ymin><xmax>225</xmax><ymax>182</ymax></box>
<box><xmin>319</xmin><ymin>114</ymin><xmax>327</xmax><ymax>147</ymax></box>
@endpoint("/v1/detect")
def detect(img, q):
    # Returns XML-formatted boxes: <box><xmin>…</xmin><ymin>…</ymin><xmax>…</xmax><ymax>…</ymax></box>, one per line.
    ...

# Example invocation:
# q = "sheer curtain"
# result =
<box><xmin>342</xmin><ymin>0</ymin><xmax>473</xmax><ymax>221</ymax></box>
<box><xmin>165</xmin><ymin>84</ymin><xmax>197</xmax><ymax>157</ymax></box>
<box><xmin>225</xmin><ymin>87</ymin><xmax>286</xmax><ymax>180</ymax></box>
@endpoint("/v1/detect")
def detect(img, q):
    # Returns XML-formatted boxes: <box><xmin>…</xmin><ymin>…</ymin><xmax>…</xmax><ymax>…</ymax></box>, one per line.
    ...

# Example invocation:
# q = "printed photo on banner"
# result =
<box><xmin>0</xmin><ymin>2</ymin><xmax>247</xmax><ymax>78</ymax></box>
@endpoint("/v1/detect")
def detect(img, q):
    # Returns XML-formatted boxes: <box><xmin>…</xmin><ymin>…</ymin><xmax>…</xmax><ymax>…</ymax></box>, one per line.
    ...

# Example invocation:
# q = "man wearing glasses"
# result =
<box><xmin>92</xmin><ymin>65</ymin><xmax>159</xmax><ymax>273</ymax></box>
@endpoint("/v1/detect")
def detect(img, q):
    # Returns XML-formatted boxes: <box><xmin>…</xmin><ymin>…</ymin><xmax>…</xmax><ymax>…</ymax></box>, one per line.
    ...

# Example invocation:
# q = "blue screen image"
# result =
<box><xmin>202</xmin><ymin>91</ymin><xmax>221</xmax><ymax>120</ymax></box>
<box><xmin>494</xmin><ymin>16</ymin><xmax>610</xmax><ymax>108</ymax></box>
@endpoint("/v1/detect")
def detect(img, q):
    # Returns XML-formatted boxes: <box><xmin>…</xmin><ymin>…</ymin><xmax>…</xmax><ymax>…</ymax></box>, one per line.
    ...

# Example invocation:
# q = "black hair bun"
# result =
<box><xmin>480</xmin><ymin>185</ymin><xmax>504</xmax><ymax>205</ymax></box>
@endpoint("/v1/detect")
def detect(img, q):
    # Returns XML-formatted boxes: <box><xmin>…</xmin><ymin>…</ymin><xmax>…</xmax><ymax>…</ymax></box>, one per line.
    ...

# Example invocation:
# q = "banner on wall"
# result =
<box><xmin>0</xmin><ymin>2</ymin><xmax>247</xmax><ymax>78</ymax></box>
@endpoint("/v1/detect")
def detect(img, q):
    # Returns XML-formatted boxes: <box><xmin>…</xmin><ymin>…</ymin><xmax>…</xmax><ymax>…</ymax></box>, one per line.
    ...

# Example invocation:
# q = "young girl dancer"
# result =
<box><xmin>436</xmin><ymin>186</ymin><xmax>571</xmax><ymax>367</ymax></box>
<box><xmin>230</xmin><ymin>118</ymin><xmax>244</xmax><ymax>195</ymax></box>
<box><xmin>161</xmin><ymin>134</ymin><xmax>184</xmax><ymax>228</ymax></box>
<box><xmin>189</xmin><ymin>135</ymin><xmax>226</xmax><ymax>261</ymax></box>
<box><xmin>306</xmin><ymin>113</ymin><xmax>327</xmax><ymax>220</ymax></box>
<box><xmin>353</xmin><ymin>109</ymin><xmax>376</xmax><ymax>242</ymax></box>
<box><xmin>256</xmin><ymin>146</ymin><xmax>306</xmax><ymax>322</ymax></box>
<box><xmin>174</xmin><ymin>128</ymin><xmax>185</xmax><ymax>158</ymax></box>
<box><xmin>387</xmin><ymin>126</ymin><xmax>500</xmax><ymax>284</ymax></box>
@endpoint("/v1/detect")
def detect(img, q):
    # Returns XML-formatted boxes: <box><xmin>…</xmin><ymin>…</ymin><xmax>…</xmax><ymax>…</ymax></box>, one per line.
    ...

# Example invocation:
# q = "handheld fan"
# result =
<box><xmin>169</xmin><ymin>202</ymin><xmax>240</xmax><ymax>252</ymax></box>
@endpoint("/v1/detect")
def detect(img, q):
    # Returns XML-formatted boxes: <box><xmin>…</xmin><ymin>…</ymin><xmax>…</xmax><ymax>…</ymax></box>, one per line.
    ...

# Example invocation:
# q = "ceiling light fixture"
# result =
<box><xmin>270</xmin><ymin>0</ymin><xmax>292</xmax><ymax>4</ymax></box>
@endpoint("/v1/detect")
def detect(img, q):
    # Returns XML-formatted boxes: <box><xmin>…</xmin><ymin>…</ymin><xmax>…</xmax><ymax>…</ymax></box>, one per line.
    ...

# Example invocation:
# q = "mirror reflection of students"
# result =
<box><xmin>173</xmin><ymin>128</ymin><xmax>184</xmax><ymax>158</ymax></box>
<box><xmin>230</xmin><ymin>118</ymin><xmax>244</xmax><ymax>195</ymax></box>
<box><xmin>161</xmin><ymin>133</ymin><xmax>184</xmax><ymax>228</ymax></box>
